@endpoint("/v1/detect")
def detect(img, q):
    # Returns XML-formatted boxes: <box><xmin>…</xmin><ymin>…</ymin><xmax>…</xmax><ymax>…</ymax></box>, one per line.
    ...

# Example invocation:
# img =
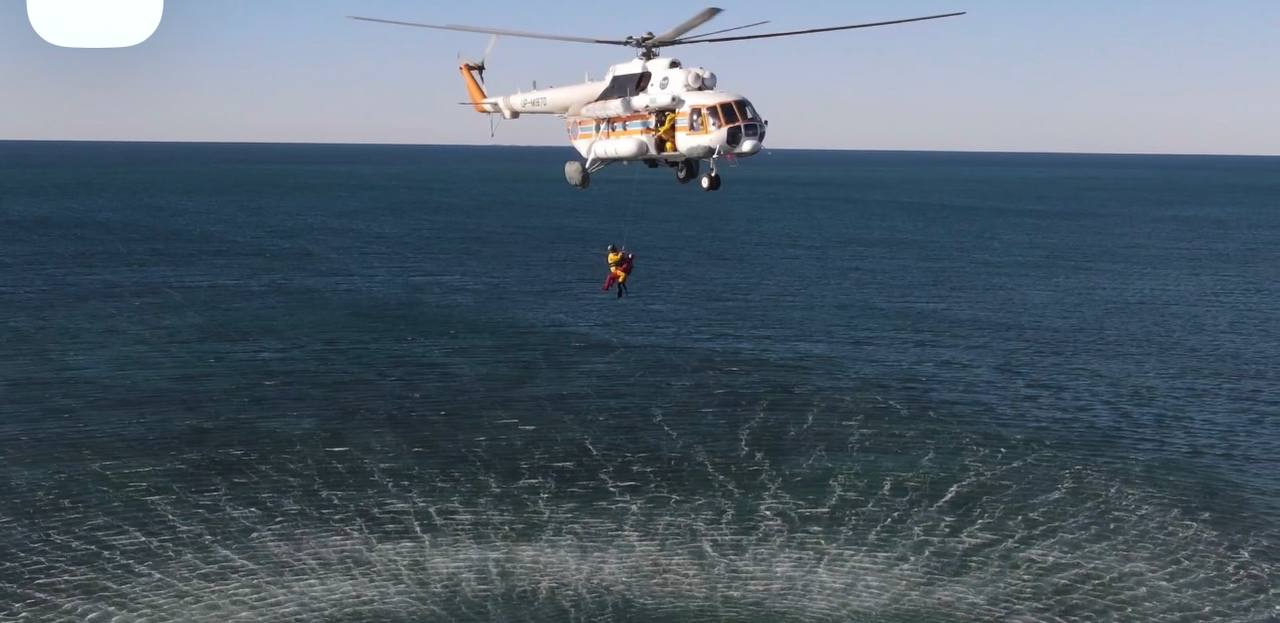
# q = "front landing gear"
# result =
<box><xmin>698</xmin><ymin>158</ymin><xmax>722</xmax><ymax>191</ymax></box>
<box><xmin>564</xmin><ymin>160</ymin><xmax>590</xmax><ymax>189</ymax></box>
<box><xmin>699</xmin><ymin>172</ymin><xmax>722</xmax><ymax>191</ymax></box>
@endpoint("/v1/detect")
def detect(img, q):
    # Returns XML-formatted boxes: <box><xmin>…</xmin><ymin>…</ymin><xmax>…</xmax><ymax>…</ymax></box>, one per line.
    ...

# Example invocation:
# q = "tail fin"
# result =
<box><xmin>459</xmin><ymin>63</ymin><xmax>488</xmax><ymax>113</ymax></box>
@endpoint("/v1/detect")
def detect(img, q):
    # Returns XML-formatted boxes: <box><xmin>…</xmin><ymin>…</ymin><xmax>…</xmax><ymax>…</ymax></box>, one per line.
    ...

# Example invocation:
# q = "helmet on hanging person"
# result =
<box><xmin>607</xmin><ymin>244</ymin><xmax>618</xmax><ymax>253</ymax></box>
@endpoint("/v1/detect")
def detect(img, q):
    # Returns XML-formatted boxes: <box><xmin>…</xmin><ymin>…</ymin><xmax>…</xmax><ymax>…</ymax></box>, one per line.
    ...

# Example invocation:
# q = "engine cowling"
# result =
<box><xmin>577</xmin><ymin>93</ymin><xmax>683</xmax><ymax>119</ymax></box>
<box><xmin>632</xmin><ymin>92</ymin><xmax>681</xmax><ymax>112</ymax></box>
<box><xmin>686</xmin><ymin>68</ymin><xmax>716</xmax><ymax>90</ymax></box>
<box><xmin>577</xmin><ymin>98</ymin><xmax>634</xmax><ymax>119</ymax></box>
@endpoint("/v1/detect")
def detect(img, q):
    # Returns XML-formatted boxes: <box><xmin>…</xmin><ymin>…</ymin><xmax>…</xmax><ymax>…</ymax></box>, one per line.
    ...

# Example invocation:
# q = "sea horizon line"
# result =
<box><xmin>2</xmin><ymin>138</ymin><xmax>1276</xmax><ymax>159</ymax></box>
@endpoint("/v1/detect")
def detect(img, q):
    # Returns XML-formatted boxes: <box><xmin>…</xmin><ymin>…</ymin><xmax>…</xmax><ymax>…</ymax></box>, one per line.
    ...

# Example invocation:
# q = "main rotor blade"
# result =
<box><xmin>652</xmin><ymin>7</ymin><xmax>723</xmax><ymax>44</ymax></box>
<box><xmin>348</xmin><ymin>16</ymin><xmax>627</xmax><ymax>46</ymax></box>
<box><xmin>667</xmin><ymin>12</ymin><xmax>966</xmax><ymax>45</ymax></box>
<box><xmin>675</xmin><ymin>20</ymin><xmax>770</xmax><ymax>42</ymax></box>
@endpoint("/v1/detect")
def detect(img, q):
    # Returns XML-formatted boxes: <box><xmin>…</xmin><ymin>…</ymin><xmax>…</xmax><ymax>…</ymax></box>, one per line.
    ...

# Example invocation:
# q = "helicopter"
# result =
<box><xmin>351</xmin><ymin>8</ymin><xmax>964</xmax><ymax>191</ymax></box>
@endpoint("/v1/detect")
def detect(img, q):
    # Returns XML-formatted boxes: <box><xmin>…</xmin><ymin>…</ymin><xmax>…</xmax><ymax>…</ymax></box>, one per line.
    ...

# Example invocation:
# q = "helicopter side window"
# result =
<box><xmin>719</xmin><ymin>102</ymin><xmax>740</xmax><ymax>125</ymax></box>
<box><xmin>707</xmin><ymin>106</ymin><xmax>721</xmax><ymax>130</ymax></box>
<box><xmin>689</xmin><ymin>108</ymin><xmax>703</xmax><ymax>132</ymax></box>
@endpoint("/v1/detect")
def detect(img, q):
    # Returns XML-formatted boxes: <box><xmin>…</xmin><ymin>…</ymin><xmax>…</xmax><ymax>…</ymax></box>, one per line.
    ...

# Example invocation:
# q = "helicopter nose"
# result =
<box><xmin>733</xmin><ymin>119</ymin><xmax>765</xmax><ymax>156</ymax></box>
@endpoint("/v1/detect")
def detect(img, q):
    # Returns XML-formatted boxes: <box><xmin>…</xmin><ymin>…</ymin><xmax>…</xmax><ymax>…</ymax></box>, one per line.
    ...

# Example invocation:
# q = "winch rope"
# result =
<box><xmin>618</xmin><ymin>160</ymin><xmax>644</xmax><ymax>250</ymax></box>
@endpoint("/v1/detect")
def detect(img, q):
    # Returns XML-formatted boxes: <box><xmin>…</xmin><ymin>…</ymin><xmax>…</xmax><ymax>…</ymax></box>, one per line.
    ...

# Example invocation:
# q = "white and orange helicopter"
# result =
<box><xmin>352</xmin><ymin>8</ymin><xmax>964</xmax><ymax>191</ymax></box>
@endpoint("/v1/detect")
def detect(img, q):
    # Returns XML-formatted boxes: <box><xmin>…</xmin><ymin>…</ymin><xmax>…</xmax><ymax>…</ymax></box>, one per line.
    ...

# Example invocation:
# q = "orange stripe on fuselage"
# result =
<box><xmin>573</xmin><ymin>112</ymin><xmax>696</xmax><ymax>140</ymax></box>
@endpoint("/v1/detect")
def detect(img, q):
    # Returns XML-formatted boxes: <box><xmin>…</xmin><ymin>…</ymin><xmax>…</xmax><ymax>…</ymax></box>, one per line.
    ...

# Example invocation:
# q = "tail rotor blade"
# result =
<box><xmin>482</xmin><ymin>34</ymin><xmax>498</xmax><ymax>62</ymax></box>
<box><xmin>457</xmin><ymin>36</ymin><xmax>498</xmax><ymax>84</ymax></box>
<box><xmin>478</xmin><ymin>35</ymin><xmax>497</xmax><ymax>83</ymax></box>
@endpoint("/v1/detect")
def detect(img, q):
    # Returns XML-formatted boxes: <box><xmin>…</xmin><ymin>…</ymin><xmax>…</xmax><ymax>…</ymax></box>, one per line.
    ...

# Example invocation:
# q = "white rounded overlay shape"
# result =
<box><xmin>28</xmin><ymin>0</ymin><xmax>163</xmax><ymax>48</ymax></box>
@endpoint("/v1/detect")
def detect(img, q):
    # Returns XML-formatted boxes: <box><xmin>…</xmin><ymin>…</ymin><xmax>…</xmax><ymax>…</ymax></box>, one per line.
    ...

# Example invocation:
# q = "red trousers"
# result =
<box><xmin>602</xmin><ymin>265</ymin><xmax>631</xmax><ymax>290</ymax></box>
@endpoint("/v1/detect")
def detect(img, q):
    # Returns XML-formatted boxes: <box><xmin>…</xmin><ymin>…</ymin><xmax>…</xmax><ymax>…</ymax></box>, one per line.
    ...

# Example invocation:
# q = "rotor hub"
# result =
<box><xmin>625</xmin><ymin>33</ymin><xmax>661</xmax><ymax>59</ymax></box>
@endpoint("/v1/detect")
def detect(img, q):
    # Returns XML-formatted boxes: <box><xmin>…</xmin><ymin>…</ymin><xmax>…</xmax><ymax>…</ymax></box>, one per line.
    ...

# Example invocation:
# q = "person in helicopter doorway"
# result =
<box><xmin>602</xmin><ymin>244</ymin><xmax>634</xmax><ymax>298</ymax></box>
<box><xmin>655</xmin><ymin>112</ymin><xmax>678</xmax><ymax>153</ymax></box>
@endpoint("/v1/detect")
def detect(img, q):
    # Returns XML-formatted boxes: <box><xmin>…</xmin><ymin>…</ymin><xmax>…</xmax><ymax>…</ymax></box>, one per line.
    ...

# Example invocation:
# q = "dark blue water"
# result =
<box><xmin>2</xmin><ymin>142</ymin><xmax>1277</xmax><ymax>621</ymax></box>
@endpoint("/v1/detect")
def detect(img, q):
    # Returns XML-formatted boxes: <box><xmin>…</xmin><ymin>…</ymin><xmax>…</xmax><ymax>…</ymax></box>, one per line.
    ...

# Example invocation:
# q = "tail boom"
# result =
<box><xmin>458</xmin><ymin>66</ymin><xmax>606</xmax><ymax>119</ymax></box>
<box><xmin>459</xmin><ymin>63</ymin><xmax>495</xmax><ymax>113</ymax></box>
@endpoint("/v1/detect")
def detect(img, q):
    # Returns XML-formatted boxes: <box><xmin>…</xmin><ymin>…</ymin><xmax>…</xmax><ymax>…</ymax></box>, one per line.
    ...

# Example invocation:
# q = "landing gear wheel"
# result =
<box><xmin>699</xmin><ymin>173</ymin><xmax>722</xmax><ymax>191</ymax></box>
<box><xmin>674</xmin><ymin>159</ymin><xmax>699</xmax><ymax>184</ymax></box>
<box><xmin>564</xmin><ymin>160</ymin><xmax>590</xmax><ymax>189</ymax></box>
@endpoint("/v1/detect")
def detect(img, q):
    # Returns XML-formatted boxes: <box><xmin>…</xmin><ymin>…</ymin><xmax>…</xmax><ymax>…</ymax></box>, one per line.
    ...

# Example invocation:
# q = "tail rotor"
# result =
<box><xmin>458</xmin><ymin>34</ymin><xmax>499</xmax><ymax>84</ymax></box>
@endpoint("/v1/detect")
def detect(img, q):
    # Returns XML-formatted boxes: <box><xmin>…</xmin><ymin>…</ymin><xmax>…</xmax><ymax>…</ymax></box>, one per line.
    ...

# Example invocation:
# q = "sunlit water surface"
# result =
<box><xmin>2</xmin><ymin>143</ymin><xmax>1277</xmax><ymax>621</ymax></box>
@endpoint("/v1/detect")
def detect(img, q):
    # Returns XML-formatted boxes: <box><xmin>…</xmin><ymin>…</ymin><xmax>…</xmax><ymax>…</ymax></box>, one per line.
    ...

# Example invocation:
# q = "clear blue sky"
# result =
<box><xmin>3</xmin><ymin>1</ymin><xmax>1277</xmax><ymax>155</ymax></box>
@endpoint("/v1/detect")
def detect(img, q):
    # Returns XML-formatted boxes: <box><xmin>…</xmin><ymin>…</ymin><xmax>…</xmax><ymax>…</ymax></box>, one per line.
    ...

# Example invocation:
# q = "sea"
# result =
<box><xmin>1</xmin><ymin>141</ymin><xmax>1277</xmax><ymax>622</ymax></box>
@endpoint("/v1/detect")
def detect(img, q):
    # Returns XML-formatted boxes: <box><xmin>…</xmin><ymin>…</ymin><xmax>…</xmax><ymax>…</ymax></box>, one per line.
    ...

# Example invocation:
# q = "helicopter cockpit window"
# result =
<box><xmin>690</xmin><ymin>108</ymin><xmax>703</xmax><ymax>132</ymax></box>
<box><xmin>706</xmin><ymin>106</ymin><xmax>722</xmax><ymax>130</ymax></box>
<box><xmin>736</xmin><ymin>100</ymin><xmax>761</xmax><ymax>122</ymax></box>
<box><xmin>719</xmin><ymin>102</ymin><xmax>740</xmax><ymax>125</ymax></box>
<box><xmin>594</xmin><ymin>71</ymin><xmax>653</xmax><ymax>101</ymax></box>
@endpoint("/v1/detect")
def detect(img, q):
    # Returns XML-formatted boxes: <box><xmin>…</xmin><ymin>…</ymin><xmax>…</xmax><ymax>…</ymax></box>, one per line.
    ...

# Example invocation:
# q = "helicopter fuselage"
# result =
<box><xmin>462</xmin><ymin>56</ymin><xmax>765</xmax><ymax>189</ymax></box>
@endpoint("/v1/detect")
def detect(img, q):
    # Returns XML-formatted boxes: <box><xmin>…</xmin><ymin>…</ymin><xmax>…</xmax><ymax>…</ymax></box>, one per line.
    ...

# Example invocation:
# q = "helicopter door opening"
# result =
<box><xmin>653</xmin><ymin>111</ymin><xmax>678</xmax><ymax>154</ymax></box>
